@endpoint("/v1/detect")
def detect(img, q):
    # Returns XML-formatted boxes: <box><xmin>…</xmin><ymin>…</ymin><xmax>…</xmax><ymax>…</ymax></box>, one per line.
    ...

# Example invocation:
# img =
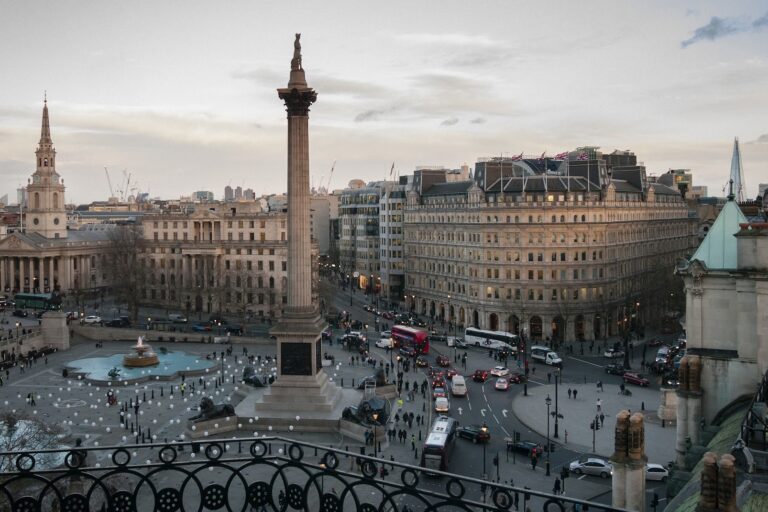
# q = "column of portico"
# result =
<box><xmin>48</xmin><ymin>257</ymin><xmax>54</xmax><ymax>291</ymax></box>
<box><xmin>0</xmin><ymin>257</ymin><xmax>5</xmax><ymax>292</ymax></box>
<box><xmin>20</xmin><ymin>257</ymin><xmax>26</xmax><ymax>293</ymax></box>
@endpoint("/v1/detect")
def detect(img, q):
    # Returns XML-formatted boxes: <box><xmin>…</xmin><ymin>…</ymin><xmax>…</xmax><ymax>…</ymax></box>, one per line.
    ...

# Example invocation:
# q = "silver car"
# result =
<box><xmin>569</xmin><ymin>458</ymin><xmax>613</xmax><ymax>478</ymax></box>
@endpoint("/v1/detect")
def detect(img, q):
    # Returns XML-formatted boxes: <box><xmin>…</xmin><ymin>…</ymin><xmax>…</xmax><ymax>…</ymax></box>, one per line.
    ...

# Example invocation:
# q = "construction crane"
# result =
<box><xmin>104</xmin><ymin>167</ymin><xmax>115</xmax><ymax>198</ymax></box>
<box><xmin>325</xmin><ymin>160</ymin><xmax>336</xmax><ymax>191</ymax></box>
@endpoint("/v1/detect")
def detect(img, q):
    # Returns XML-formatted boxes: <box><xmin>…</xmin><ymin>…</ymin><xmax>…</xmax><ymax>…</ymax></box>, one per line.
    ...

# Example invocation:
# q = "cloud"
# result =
<box><xmin>231</xmin><ymin>67</ymin><xmax>284</xmax><ymax>85</ymax></box>
<box><xmin>470</xmin><ymin>117</ymin><xmax>486</xmax><ymax>124</ymax></box>
<box><xmin>395</xmin><ymin>33</ymin><xmax>496</xmax><ymax>47</ymax></box>
<box><xmin>746</xmin><ymin>133</ymin><xmax>768</xmax><ymax>144</ymax></box>
<box><xmin>681</xmin><ymin>16</ymin><xmax>746</xmax><ymax>48</ymax></box>
<box><xmin>440</xmin><ymin>118</ymin><xmax>459</xmax><ymax>126</ymax></box>
<box><xmin>354</xmin><ymin>107</ymin><xmax>398</xmax><ymax>123</ymax></box>
<box><xmin>754</xmin><ymin>11</ymin><xmax>768</xmax><ymax>29</ymax></box>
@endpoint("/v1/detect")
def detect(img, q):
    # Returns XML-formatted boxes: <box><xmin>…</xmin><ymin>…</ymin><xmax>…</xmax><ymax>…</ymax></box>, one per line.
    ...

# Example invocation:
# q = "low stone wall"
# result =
<box><xmin>72</xmin><ymin>325</ymin><xmax>274</xmax><ymax>346</ymax></box>
<box><xmin>187</xmin><ymin>416</ymin><xmax>238</xmax><ymax>439</ymax></box>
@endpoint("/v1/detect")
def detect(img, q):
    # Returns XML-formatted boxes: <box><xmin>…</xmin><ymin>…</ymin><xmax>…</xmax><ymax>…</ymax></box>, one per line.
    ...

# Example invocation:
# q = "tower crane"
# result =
<box><xmin>104</xmin><ymin>167</ymin><xmax>115</xmax><ymax>198</ymax></box>
<box><xmin>325</xmin><ymin>160</ymin><xmax>336</xmax><ymax>191</ymax></box>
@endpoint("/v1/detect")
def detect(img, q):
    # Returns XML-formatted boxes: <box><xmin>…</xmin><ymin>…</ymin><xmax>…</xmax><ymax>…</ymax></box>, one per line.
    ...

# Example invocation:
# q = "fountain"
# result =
<box><xmin>123</xmin><ymin>336</ymin><xmax>159</xmax><ymax>367</ymax></box>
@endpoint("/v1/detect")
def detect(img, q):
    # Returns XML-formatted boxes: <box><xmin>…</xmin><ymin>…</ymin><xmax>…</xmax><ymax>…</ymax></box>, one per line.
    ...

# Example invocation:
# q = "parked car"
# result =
<box><xmin>508</xmin><ymin>440</ymin><xmax>543</xmax><ymax>456</ymax></box>
<box><xmin>457</xmin><ymin>424</ymin><xmax>491</xmax><ymax>444</ymax></box>
<box><xmin>472</xmin><ymin>369</ymin><xmax>489</xmax><ymax>382</ymax></box>
<box><xmin>105</xmin><ymin>318</ymin><xmax>130</xmax><ymax>328</ymax></box>
<box><xmin>494</xmin><ymin>378</ymin><xmax>509</xmax><ymax>391</ymax></box>
<box><xmin>436</xmin><ymin>355</ymin><xmax>451</xmax><ymax>367</ymax></box>
<box><xmin>490</xmin><ymin>366</ymin><xmax>510</xmax><ymax>377</ymax></box>
<box><xmin>604</xmin><ymin>348</ymin><xmax>625</xmax><ymax>359</ymax></box>
<box><xmin>645</xmin><ymin>463</ymin><xmax>669</xmax><ymax>481</ymax></box>
<box><xmin>569</xmin><ymin>458</ymin><xmax>613</xmax><ymax>478</ymax></box>
<box><xmin>434</xmin><ymin>396</ymin><xmax>450</xmax><ymax>413</ymax></box>
<box><xmin>12</xmin><ymin>310</ymin><xmax>28</xmax><ymax>318</ymax></box>
<box><xmin>622</xmin><ymin>372</ymin><xmax>650</xmax><ymax>387</ymax></box>
<box><xmin>604</xmin><ymin>363</ymin><xmax>627</xmax><ymax>375</ymax></box>
<box><xmin>82</xmin><ymin>315</ymin><xmax>102</xmax><ymax>325</ymax></box>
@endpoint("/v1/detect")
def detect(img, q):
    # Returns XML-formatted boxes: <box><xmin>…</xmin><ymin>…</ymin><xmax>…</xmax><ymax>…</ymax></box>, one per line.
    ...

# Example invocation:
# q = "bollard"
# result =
<box><xmin>232</xmin><ymin>375</ymin><xmax>235</xmax><ymax>384</ymax></box>
<box><xmin>151</xmin><ymin>389</ymin><xmax>155</xmax><ymax>399</ymax></box>
<box><xmin>422</xmin><ymin>402</ymin><xmax>426</xmax><ymax>412</ymax></box>
<box><xmin>662</xmin><ymin>419</ymin><xmax>665</xmax><ymax>428</ymax></box>
<box><xmin>143</xmin><ymin>392</ymin><xmax>147</xmax><ymax>402</ymax></box>
<box><xmin>341</xmin><ymin>378</ymin><xmax>344</xmax><ymax>388</ymax></box>
<box><xmin>524</xmin><ymin>383</ymin><xmax>528</xmax><ymax>396</ymax></box>
<box><xmin>414</xmin><ymin>448</ymin><xmax>418</xmax><ymax>460</ymax></box>
<box><xmin>642</xmin><ymin>401</ymin><xmax>645</xmax><ymax>411</ymax></box>
<box><xmin>418</xmin><ymin>430</ymin><xmax>422</xmax><ymax>441</ymax></box>
<box><xmin>352</xmin><ymin>378</ymin><xmax>355</xmax><ymax>388</ymax></box>
<box><xmin>584</xmin><ymin>375</ymin><xmax>587</xmax><ymax>384</ymax></box>
<box><xmin>161</xmin><ymin>387</ymin><xmax>164</xmax><ymax>397</ymax></box>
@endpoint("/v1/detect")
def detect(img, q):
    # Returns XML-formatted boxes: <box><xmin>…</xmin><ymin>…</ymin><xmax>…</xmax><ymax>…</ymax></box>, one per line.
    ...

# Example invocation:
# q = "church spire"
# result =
<box><xmin>40</xmin><ymin>94</ymin><xmax>52</xmax><ymax>145</ymax></box>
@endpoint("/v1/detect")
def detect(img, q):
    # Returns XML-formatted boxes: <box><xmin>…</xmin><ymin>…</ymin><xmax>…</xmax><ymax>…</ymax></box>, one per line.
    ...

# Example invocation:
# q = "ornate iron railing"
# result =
<box><xmin>0</xmin><ymin>436</ymin><xmax>626</xmax><ymax>511</ymax></box>
<box><xmin>739</xmin><ymin>369</ymin><xmax>768</xmax><ymax>451</ymax></box>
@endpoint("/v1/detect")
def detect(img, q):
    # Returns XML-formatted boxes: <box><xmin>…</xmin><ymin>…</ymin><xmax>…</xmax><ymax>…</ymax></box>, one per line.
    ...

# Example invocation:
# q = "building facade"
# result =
<box><xmin>0</xmin><ymin>100</ymin><xmax>111</xmax><ymax>296</ymax></box>
<box><xmin>139</xmin><ymin>201</ymin><xmax>318</xmax><ymax>319</ymax></box>
<box><xmin>403</xmin><ymin>151</ymin><xmax>698</xmax><ymax>343</ymax></box>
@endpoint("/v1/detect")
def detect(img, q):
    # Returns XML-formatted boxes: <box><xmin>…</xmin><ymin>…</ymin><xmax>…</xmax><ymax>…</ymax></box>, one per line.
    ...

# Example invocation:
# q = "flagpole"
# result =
<box><xmin>500</xmin><ymin>153</ymin><xmax>505</xmax><ymax>202</ymax></box>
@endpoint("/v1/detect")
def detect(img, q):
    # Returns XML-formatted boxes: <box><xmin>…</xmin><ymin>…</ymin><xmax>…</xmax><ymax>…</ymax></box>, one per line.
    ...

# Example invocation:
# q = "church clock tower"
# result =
<box><xmin>26</xmin><ymin>96</ymin><xmax>67</xmax><ymax>239</ymax></box>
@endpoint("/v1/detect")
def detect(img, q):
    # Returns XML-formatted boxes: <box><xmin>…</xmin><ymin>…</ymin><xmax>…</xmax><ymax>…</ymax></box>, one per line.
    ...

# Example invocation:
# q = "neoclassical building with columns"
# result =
<box><xmin>0</xmin><ymin>100</ymin><xmax>111</xmax><ymax>296</ymax></box>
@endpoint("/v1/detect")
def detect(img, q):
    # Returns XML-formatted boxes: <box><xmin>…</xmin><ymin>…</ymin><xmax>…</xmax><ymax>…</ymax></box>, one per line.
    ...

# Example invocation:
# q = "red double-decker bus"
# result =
<box><xmin>391</xmin><ymin>325</ymin><xmax>430</xmax><ymax>355</ymax></box>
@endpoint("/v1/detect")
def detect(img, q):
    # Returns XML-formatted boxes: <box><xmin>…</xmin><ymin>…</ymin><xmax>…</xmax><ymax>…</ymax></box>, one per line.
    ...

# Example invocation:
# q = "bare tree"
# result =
<box><xmin>106</xmin><ymin>224</ymin><xmax>146</xmax><ymax>322</ymax></box>
<box><xmin>0</xmin><ymin>412</ymin><xmax>64</xmax><ymax>472</ymax></box>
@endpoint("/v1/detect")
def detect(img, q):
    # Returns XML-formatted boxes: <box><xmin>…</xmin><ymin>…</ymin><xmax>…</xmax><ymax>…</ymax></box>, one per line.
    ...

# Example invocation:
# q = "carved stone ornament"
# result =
<box><xmin>8</xmin><ymin>237</ymin><xmax>21</xmax><ymax>248</ymax></box>
<box><xmin>280</xmin><ymin>88</ymin><xmax>317</xmax><ymax>117</ymax></box>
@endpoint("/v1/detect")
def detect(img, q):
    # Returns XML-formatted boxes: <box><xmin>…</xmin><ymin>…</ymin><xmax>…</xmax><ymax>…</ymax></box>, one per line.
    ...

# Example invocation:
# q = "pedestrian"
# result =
<box><xmin>597</xmin><ymin>380</ymin><xmax>603</xmax><ymax>392</ymax></box>
<box><xmin>619</xmin><ymin>382</ymin><xmax>626</xmax><ymax>395</ymax></box>
<box><xmin>553</xmin><ymin>477</ymin><xmax>561</xmax><ymax>495</ymax></box>
<box><xmin>573</xmin><ymin>389</ymin><xmax>578</xmax><ymax>400</ymax></box>
<box><xmin>531</xmin><ymin>452</ymin><xmax>538</xmax><ymax>471</ymax></box>
<box><xmin>600</xmin><ymin>412</ymin><xmax>605</xmax><ymax>428</ymax></box>
<box><xmin>567</xmin><ymin>388</ymin><xmax>572</xmax><ymax>399</ymax></box>
<box><xmin>411</xmin><ymin>434</ymin><xmax>416</xmax><ymax>451</ymax></box>
<box><xmin>596</xmin><ymin>398</ymin><xmax>602</xmax><ymax>412</ymax></box>
<box><xmin>547</xmin><ymin>372</ymin><xmax>551</xmax><ymax>383</ymax></box>
<box><xmin>394</xmin><ymin>412</ymin><xmax>400</xmax><ymax>425</ymax></box>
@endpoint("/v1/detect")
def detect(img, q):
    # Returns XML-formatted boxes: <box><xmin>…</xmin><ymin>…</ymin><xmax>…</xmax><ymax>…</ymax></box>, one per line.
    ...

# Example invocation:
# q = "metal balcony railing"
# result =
<box><xmin>0</xmin><ymin>436</ymin><xmax>627</xmax><ymax>511</ymax></box>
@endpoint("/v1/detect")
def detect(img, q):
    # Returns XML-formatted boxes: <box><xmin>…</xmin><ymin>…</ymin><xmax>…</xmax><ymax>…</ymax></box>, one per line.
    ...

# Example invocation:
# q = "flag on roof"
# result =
<box><xmin>554</xmin><ymin>151</ymin><xmax>568</xmax><ymax>160</ymax></box>
<box><xmin>577</xmin><ymin>152</ymin><xmax>589</xmax><ymax>160</ymax></box>
<box><xmin>510</xmin><ymin>152</ymin><xmax>524</xmax><ymax>161</ymax></box>
<box><xmin>538</xmin><ymin>151</ymin><xmax>546</xmax><ymax>163</ymax></box>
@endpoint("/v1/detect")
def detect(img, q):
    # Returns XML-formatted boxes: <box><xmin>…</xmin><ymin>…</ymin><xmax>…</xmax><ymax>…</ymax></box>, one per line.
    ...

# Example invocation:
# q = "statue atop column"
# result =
<box><xmin>291</xmin><ymin>33</ymin><xmax>302</xmax><ymax>71</ymax></box>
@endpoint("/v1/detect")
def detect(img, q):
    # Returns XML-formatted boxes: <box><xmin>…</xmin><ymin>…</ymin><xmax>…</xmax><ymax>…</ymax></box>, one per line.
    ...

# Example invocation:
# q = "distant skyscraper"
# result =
<box><xmin>224</xmin><ymin>185</ymin><xmax>234</xmax><ymax>201</ymax></box>
<box><xmin>729</xmin><ymin>137</ymin><xmax>746</xmax><ymax>202</ymax></box>
<box><xmin>244</xmin><ymin>188</ymin><xmax>255</xmax><ymax>200</ymax></box>
<box><xmin>235</xmin><ymin>186</ymin><xmax>243</xmax><ymax>200</ymax></box>
<box><xmin>193</xmin><ymin>191</ymin><xmax>214</xmax><ymax>202</ymax></box>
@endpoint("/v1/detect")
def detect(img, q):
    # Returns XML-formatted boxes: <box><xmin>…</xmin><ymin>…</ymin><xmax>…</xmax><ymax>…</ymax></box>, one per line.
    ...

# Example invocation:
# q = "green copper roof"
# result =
<box><xmin>690</xmin><ymin>199</ymin><xmax>747</xmax><ymax>269</ymax></box>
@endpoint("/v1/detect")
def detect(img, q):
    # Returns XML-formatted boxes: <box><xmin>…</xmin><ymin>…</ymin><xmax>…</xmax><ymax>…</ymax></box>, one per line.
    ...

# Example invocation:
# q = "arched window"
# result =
<box><xmin>269</xmin><ymin>277</ymin><xmax>275</xmax><ymax>289</ymax></box>
<box><xmin>34</xmin><ymin>193</ymin><xmax>40</xmax><ymax>209</ymax></box>
<box><xmin>44</xmin><ymin>159</ymin><xmax>48</xmax><ymax>167</ymax></box>
<box><xmin>53</xmin><ymin>193</ymin><xmax>59</xmax><ymax>209</ymax></box>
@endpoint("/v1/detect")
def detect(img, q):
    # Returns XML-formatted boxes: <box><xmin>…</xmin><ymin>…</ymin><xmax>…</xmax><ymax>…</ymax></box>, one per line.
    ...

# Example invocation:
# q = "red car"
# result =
<box><xmin>508</xmin><ymin>372</ymin><xmax>527</xmax><ymax>384</ymax></box>
<box><xmin>445</xmin><ymin>369</ymin><xmax>458</xmax><ymax>380</ymax></box>
<box><xmin>623</xmin><ymin>372</ymin><xmax>650</xmax><ymax>387</ymax></box>
<box><xmin>472</xmin><ymin>369</ymin><xmax>489</xmax><ymax>382</ymax></box>
<box><xmin>432</xmin><ymin>377</ymin><xmax>446</xmax><ymax>389</ymax></box>
<box><xmin>436</xmin><ymin>355</ymin><xmax>451</xmax><ymax>367</ymax></box>
<box><xmin>432</xmin><ymin>387</ymin><xmax>447</xmax><ymax>400</ymax></box>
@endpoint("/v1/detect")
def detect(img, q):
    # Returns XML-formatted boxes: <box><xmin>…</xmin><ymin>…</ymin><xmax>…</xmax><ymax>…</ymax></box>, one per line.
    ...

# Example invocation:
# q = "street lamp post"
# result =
<box><xmin>372</xmin><ymin>413</ymin><xmax>379</xmax><ymax>459</ymax></box>
<box><xmin>545</xmin><ymin>395</ymin><xmax>552</xmax><ymax>476</ymax></box>
<box><xmin>481</xmin><ymin>422</ymin><xmax>488</xmax><ymax>479</ymax></box>
<box><xmin>15</xmin><ymin>322</ymin><xmax>20</xmax><ymax>339</ymax></box>
<box><xmin>553</xmin><ymin>370</ymin><xmax>560</xmax><ymax>438</ymax></box>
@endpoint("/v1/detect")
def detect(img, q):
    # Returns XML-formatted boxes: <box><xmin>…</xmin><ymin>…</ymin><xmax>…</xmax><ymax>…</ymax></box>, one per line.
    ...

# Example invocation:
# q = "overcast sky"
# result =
<box><xmin>1</xmin><ymin>0</ymin><xmax>766</xmax><ymax>204</ymax></box>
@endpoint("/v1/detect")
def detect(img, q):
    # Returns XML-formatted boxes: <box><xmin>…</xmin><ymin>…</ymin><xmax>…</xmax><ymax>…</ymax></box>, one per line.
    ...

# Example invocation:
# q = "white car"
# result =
<box><xmin>569</xmin><ymin>458</ymin><xmax>613</xmax><ymax>478</ymax></box>
<box><xmin>645</xmin><ymin>463</ymin><xmax>669</xmax><ymax>481</ymax></box>
<box><xmin>375</xmin><ymin>338</ymin><xmax>392</xmax><ymax>349</ymax></box>
<box><xmin>604</xmin><ymin>348</ymin><xmax>625</xmax><ymax>359</ymax></box>
<box><xmin>494</xmin><ymin>378</ymin><xmax>509</xmax><ymax>391</ymax></box>
<box><xmin>434</xmin><ymin>396</ymin><xmax>450</xmax><ymax>413</ymax></box>
<box><xmin>380</xmin><ymin>330</ymin><xmax>391</xmax><ymax>338</ymax></box>
<box><xmin>82</xmin><ymin>315</ymin><xmax>102</xmax><ymax>325</ymax></box>
<box><xmin>490</xmin><ymin>366</ymin><xmax>510</xmax><ymax>377</ymax></box>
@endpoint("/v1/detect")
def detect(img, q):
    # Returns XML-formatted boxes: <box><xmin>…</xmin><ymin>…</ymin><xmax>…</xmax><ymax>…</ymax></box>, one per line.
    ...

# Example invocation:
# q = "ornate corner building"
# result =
<box><xmin>403</xmin><ymin>150</ymin><xmax>699</xmax><ymax>342</ymax></box>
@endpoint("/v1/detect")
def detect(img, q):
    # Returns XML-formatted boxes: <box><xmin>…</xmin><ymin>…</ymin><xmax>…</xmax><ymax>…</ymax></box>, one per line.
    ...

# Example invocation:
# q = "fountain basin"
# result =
<box><xmin>66</xmin><ymin>351</ymin><xmax>219</xmax><ymax>385</ymax></box>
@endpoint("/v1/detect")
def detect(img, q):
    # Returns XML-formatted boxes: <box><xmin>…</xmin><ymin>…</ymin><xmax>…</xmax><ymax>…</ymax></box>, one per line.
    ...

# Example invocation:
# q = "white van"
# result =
<box><xmin>451</xmin><ymin>375</ymin><xmax>467</xmax><ymax>397</ymax></box>
<box><xmin>530</xmin><ymin>345</ymin><xmax>563</xmax><ymax>366</ymax></box>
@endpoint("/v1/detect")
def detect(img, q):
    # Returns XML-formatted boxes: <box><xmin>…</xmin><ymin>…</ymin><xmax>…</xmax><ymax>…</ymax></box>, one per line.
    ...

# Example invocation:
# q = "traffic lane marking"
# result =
<box><xmin>566</xmin><ymin>357</ymin><xmax>604</xmax><ymax>368</ymax></box>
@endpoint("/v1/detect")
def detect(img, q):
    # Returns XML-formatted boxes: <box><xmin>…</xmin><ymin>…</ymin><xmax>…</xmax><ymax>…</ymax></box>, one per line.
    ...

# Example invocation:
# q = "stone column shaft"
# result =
<box><xmin>286</xmin><ymin>114</ymin><xmax>312</xmax><ymax>312</ymax></box>
<box><xmin>49</xmin><ymin>257</ymin><xmax>54</xmax><ymax>290</ymax></box>
<box><xmin>20</xmin><ymin>257</ymin><xmax>25</xmax><ymax>293</ymax></box>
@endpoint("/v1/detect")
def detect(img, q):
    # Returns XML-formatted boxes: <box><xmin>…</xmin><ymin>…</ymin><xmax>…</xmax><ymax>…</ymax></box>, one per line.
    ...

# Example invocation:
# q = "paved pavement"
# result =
<box><xmin>511</xmin><ymin>381</ymin><xmax>676</xmax><ymax>465</ymax></box>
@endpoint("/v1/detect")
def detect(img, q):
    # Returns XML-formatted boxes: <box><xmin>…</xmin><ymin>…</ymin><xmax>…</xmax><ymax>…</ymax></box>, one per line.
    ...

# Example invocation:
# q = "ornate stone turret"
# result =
<box><xmin>612</xmin><ymin>410</ymin><xmax>647</xmax><ymax>511</ymax></box>
<box><xmin>698</xmin><ymin>452</ymin><xmax>737</xmax><ymax>512</ymax></box>
<box><xmin>26</xmin><ymin>96</ymin><xmax>67</xmax><ymax>239</ymax></box>
<box><xmin>677</xmin><ymin>355</ymin><xmax>704</xmax><ymax>465</ymax></box>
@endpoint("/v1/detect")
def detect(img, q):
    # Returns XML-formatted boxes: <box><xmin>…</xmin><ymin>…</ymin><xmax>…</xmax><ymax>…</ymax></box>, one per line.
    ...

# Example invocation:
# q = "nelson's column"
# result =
<box><xmin>252</xmin><ymin>35</ymin><xmax>344</xmax><ymax>428</ymax></box>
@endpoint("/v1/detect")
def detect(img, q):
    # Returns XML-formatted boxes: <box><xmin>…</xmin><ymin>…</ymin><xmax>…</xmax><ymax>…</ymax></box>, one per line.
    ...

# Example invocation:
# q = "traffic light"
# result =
<box><xmin>590</xmin><ymin>421</ymin><xmax>595</xmax><ymax>430</ymax></box>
